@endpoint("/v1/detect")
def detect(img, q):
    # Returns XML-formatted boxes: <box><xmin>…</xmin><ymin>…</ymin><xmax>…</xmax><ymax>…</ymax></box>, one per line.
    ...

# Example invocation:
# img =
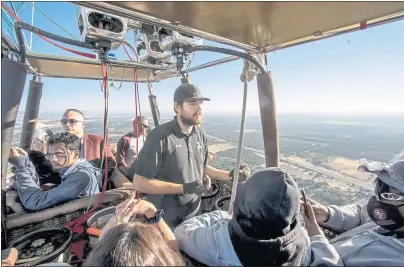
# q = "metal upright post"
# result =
<box><xmin>20</xmin><ymin>75</ymin><xmax>43</xmax><ymax>150</ymax></box>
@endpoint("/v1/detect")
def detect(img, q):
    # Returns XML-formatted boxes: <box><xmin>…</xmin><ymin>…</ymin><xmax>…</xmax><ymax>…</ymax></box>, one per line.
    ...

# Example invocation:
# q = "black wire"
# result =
<box><xmin>14</xmin><ymin>21</ymin><xmax>94</xmax><ymax>63</ymax></box>
<box><xmin>183</xmin><ymin>45</ymin><xmax>266</xmax><ymax>74</ymax></box>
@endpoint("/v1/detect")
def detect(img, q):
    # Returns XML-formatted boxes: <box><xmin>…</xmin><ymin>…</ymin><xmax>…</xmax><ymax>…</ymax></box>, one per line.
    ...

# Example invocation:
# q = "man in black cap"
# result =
<box><xmin>174</xmin><ymin>168</ymin><xmax>312</xmax><ymax>266</ymax></box>
<box><xmin>133</xmin><ymin>83</ymin><xmax>250</xmax><ymax>229</ymax></box>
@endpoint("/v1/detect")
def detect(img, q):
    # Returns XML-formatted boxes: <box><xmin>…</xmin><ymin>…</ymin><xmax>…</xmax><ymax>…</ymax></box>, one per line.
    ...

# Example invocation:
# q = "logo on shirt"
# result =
<box><xmin>176</xmin><ymin>144</ymin><xmax>182</xmax><ymax>148</ymax></box>
<box><xmin>196</xmin><ymin>142</ymin><xmax>203</xmax><ymax>151</ymax></box>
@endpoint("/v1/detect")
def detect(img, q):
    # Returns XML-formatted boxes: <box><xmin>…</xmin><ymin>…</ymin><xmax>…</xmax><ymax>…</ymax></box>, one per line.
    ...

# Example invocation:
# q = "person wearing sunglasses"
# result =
<box><xmin>115</xmin><ymin>116</ymin><xmax>150</xmax><ymax>180</ymax></box>
<box><xmin>8</xmin><ymin>132</ymin><xmax>100</xmax><ymax>211</ymax></box>
<box><xmin>300</xmin><ymin>158</ymin><xmax>404</xmax><ymax>266</ymax></box>
<box><xmin>60</xmin><ymin>109</ymin><xmax>128</xmax><ymax>188</ymax></box>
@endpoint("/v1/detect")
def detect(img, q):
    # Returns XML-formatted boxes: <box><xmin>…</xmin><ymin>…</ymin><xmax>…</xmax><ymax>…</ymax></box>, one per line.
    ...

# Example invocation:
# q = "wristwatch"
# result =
<box><xmin>229</xmin><ymin>170</ymin><xmax>234</xmax><ymax>181</ymax></box>
<box><xmin>146</xmin><ymin>209</ymin><xmax>164</xmax><ymax>224</ymax></box>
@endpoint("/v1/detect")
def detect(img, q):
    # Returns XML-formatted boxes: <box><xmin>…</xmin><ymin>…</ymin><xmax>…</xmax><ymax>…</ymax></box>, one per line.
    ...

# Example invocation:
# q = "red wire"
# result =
<box><xmin>123</xmin><ymin>43</ymin><xmax>133</xmax><ymax>61</ymax></box>
<box><xmin>1</xmin><ymin>2</ymin><xmax>96</xmax><ymax>59</ymax></box>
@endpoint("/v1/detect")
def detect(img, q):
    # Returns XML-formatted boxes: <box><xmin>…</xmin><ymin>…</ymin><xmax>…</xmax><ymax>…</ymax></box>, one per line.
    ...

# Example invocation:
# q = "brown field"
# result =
<box><xmin>208</xmin><ymin>143</ymin><xmax>234</xmax><ymax>153</ymax></box>
<box><xmin>324</xmin><ymin>157</ymin><xmax>375</xmax><ymax>182</ymax></box>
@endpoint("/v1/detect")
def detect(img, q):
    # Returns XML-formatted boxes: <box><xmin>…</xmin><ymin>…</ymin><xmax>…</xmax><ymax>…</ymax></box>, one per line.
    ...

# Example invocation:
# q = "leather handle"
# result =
<box><xmin>86</xmin><ymin>227</ymin><xmax>102</xmax><ymax>238</ymax></box>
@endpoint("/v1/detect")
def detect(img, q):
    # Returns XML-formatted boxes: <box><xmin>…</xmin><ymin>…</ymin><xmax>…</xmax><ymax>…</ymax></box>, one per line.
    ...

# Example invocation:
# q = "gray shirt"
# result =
<box><xmin>135</xmin><ymin>117</ymin><xmax>209</xmax><ymax>227</ymax></box>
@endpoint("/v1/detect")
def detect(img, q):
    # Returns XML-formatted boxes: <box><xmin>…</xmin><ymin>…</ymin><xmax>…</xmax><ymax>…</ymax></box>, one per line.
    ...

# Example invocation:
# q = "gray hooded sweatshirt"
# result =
<box><xmin>309</xmin><ymin>203</ymin><xmax>404</xmax><ymax>266</ymax></box>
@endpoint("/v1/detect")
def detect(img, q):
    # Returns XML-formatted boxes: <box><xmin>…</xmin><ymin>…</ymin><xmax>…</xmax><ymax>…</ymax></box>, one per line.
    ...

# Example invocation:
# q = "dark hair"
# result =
<box><xmin>64</xmin><ymin>109</ymin><xmax>85</xmax><ymax>120</ymax></box>
<box><xmin>84</xmin><ymin>222</ymin><xmax>184</xmax><ymax>266</ymax></box>
<box><xmin>48</xmin><ymin>132</ymin><xmax>81</xmax><ymax>151</ymax></box>
<box><xmin>28</xmin><ymin>150</ymin><xmax>61</xmax><ymax>185</ymax></box>
<box><xmin>173</xmin><ymin>101</ymin><xmax>183</xmax><ymax>114</ymax></box>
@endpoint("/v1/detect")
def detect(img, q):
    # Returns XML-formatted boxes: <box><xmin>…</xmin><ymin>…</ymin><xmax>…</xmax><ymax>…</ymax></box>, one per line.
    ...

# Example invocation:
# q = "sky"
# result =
<box><xmin>7</xmin><ymin>2</ymin><xmax>404</xmax><ymax>117</ymax></box>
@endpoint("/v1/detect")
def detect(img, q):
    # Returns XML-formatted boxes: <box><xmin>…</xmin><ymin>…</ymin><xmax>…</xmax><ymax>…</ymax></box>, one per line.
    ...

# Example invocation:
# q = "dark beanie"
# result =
<box><xmin>228</xmin><ymin>168</ymin><xmax>308</xmax><ymax>266</ymax></box>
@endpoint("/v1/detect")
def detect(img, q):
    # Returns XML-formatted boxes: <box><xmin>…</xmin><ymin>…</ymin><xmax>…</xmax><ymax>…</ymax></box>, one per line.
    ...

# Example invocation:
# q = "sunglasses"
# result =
<box><xmin>60</xmin><ymin>119</ymin><xmax>84</xmax><ymax>125</ymax></box>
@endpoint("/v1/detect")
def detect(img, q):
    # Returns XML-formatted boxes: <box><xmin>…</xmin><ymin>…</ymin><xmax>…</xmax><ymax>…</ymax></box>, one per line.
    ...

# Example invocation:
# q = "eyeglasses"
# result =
<box><xmin>60</xmin><ymin>119</ymin><xmax>83</xmax><ymax>125</ymax></box>
<box><xmin>46</xmin><ymin>152</ymin><xmax>67</xmax><ymax>161</ymax></box>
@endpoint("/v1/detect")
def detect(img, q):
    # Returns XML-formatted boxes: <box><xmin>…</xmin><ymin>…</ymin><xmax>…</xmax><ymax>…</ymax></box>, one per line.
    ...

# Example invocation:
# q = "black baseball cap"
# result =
<box><xmin>173</xmin><ymin>84</ymin><xmax>210</xmax><ymax>102</ymax></box>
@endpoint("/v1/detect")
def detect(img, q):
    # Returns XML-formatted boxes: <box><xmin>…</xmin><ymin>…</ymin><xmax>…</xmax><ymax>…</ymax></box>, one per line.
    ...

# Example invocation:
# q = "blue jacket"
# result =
<box><xmin>9</xmin><ymin>156</ymin><xmax>100</xmax><ymax>211</ymax></box>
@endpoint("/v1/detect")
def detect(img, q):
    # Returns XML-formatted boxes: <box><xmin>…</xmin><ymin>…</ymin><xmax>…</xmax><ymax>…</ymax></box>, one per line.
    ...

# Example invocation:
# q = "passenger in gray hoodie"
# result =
<box><xmin>302</xmin><ymin>158</ymin><xmax>404</xmax><ymax>266</ymax></box>
<box><xmin>8</xmin><ymin>132</ymin><xmax>100</xmax><ymax>211</ymax></box>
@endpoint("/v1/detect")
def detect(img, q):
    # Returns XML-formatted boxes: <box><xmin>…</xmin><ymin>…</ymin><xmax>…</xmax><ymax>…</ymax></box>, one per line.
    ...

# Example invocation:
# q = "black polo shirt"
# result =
<box><xmin>135</xmin><ymin>116</ymin><xmax>209</xmax><ymax>227</ymax></box>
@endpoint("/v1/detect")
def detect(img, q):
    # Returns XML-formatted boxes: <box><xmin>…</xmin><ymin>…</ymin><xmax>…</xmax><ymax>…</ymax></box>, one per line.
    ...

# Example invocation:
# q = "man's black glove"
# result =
<box><xmin>229</xmin><ymin>164</ymin><xmax>251</xmax><ymax>182</ymax></box>
<box><xmin>183</xmin><ymin>180</ymin><xmax>205</xmax><ymax>195</ymax></box>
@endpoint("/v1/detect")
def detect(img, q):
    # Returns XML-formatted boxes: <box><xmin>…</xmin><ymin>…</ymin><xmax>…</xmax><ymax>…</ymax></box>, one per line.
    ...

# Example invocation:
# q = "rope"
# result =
<box><xmin>228</xmin><ymin>72</ymin><xmax>249</xmax><ymax>214</ymax></box>
<box><xmin>65</xmin><ymin>64</ymin><xmax>110</xmax><ymax>241</ymax></box>
<box><xmin>1</xmin><ymin>2</ymin><xmax>96</xmax><ymax>59</ymax></box>
<box><xmin>87</xmin><ymin>63</ymin><xmax>110</xmax><ymax>213</ymax></box>
<box><xmin>123</xmin><ymin>40</ymin><xmax>142</xmax><ymax>199</ymax></box>
<box><xmin>30</xmin><ymin>2</ymin><xmax>79</xmax><ymax>41</ymax></box>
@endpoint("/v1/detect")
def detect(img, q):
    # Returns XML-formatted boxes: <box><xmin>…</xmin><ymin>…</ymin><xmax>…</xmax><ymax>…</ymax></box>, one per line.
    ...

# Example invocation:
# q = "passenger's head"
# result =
<box><xmin>173</xmin><ymin>84</ymin><xmax>210</xmax><ymax>126</ymax></box>
<box><xmin>61</xmin><ymin>109</ymin><xmax>86</xmax><ymax>137</ymax></box>
<box><xmin>227</xmin><ymin>168</ymin><xmax>308</xmax><ymax>266</ymax></box>
<box><xmin>360</xmin><ymin>159</ymin><xmax>404</xmax><ymax>231</ymax></box>
<box><xmin>46</xmin><ymin>132</ymin><xmax>81</xmax><ymax>170</ymax></box>
<box><xmin>133</xmin><ymin>116</ymin><xmax>149</xmax><ymax>137</ymax></box>
<box><xmin>84</xmin><ymin>221</ymin><xmax>184</xmax><ymax>266</ymax></box>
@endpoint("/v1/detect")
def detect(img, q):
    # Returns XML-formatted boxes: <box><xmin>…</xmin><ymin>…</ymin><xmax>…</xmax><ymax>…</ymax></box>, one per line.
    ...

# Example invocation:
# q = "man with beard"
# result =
<box><xmin>301</xmin><ymin>158</ymin><xmax>404</xmax><ymax>266</ymax></box>
<box><xmin>133</xmin><ymin>84</ymin><xmax>250</xmax><ymax>229</ymax></box>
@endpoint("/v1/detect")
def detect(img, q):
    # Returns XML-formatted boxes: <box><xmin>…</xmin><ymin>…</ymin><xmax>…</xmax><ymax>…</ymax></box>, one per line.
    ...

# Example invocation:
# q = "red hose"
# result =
<box><xmin>1</xmin><ymin>2</ymin><xmax>96</xmax><ymax>59</ymax></box>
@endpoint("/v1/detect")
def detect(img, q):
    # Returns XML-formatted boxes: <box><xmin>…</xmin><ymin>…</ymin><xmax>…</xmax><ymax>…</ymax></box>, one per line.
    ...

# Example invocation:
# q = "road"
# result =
<box><xmin>207</xmin><ymin>134</ymin><xmax>374</xmax><ymax>191</ymax></box>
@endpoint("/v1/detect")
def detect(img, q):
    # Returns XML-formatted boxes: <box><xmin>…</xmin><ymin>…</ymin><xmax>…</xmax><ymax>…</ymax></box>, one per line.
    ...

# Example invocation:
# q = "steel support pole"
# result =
<box><xmin>1</xmin><ymin>59</ymin><xmax>28</xmax><ymax>246</ymax></box>
<box><xmin>257</xmin><ymin>72</ymin><xmax>280</xmax><ymax>167</ymax></box>
<box><xmin>20</xmin><ymin>76</ymin><xmax>43</xmax><ymax>150</ymax></box>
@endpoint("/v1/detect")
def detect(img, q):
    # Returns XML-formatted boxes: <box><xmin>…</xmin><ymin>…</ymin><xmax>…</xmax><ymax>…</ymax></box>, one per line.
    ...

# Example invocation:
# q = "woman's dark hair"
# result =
<box><xmin>48</xmin><ymin>132</ymin><xmax>80</xmax><ymax>151</ymax></box>
<box><xmin>84</xmin><ymin>222</ymin><xmax>184</xmax><ymax>266</ymax></box>
<box><xmin>28</xmin><ymin>150</ymin><xmax>61</xmax><ymax>184</ymax></box>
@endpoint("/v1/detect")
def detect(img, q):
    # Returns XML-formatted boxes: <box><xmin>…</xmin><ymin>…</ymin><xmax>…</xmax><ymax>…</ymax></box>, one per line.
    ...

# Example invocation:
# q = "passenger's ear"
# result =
<box><xmin>73</xmin><ymin>150</ymin><xmax>80</xmax><ymax>160</ymax></box>
<box><xmin>82</xmin><ymin>121</ymin><xmax>86</xmax><ymax>128</ymax></box>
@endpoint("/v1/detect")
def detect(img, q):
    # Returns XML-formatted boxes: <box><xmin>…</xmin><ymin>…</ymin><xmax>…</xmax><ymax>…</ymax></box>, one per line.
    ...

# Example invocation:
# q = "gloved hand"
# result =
<box><xmin>229</xmin><ymin>164</ymin><xmax>251</xmax><ymax>182</ymax></box>
<box><xmin>183</xmin><ymin>180</ymin><xmax>205</xmax><ymax>195</ymax></box>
